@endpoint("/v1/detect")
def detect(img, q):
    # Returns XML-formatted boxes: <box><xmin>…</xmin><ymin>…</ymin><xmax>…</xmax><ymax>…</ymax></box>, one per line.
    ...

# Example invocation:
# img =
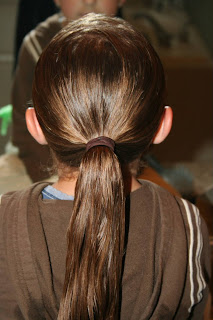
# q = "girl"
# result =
<box><xmin>0</xmin><ymin>14</ymin><xmax>210</xmax><ymax>320</ymax></box>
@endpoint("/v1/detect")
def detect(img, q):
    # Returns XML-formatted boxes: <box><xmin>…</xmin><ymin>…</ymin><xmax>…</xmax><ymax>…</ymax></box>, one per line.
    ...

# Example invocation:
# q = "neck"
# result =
<box><xmin>53</xmin><ymin>170</ymin><xmax>141</xmax><ymax>197</ymax></box>
<box><xmin>122</xmin><ymin>166</ymin><xmax>142</xmax><ymax>194</ymax></box>
<box><xmin>52</xmin><ymin>178</ymin><xmax>76</xmax><ymax>196</ymax></box>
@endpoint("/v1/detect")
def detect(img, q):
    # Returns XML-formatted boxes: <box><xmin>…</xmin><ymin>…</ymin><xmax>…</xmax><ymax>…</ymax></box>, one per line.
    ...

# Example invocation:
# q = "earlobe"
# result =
<box><xmin>25</xmin><ymin>107</ymin><xmax>48</xmax><ymax>145</ymax></box>
<box><xmin>153</xmin><ymin>106</ymin><xmax>173</xmax><ymax>144</ymax></box>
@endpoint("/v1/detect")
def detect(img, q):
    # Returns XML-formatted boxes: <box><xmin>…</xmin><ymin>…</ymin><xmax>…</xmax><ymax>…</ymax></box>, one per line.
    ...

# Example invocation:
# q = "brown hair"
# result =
<box><xmin>32</xmin><ymin>13</ymin><xmax>166</xmax><ymax>319</ymax></box>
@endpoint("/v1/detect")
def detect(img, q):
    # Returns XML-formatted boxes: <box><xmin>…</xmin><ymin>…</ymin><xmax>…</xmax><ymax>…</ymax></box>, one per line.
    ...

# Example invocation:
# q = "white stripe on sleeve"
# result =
<box><xmin>191</xmin><ymin>203</ymin><xmax>206</xmax><ymax>301</ymax></box>
<box><xmin>181</xmin><ymin>199</ymin><xmax>206</xmax><ymax>313</ymax></box>
<box><xmin>181</xmin><ymin>199</ymin><xmax>195</xmax><ymax>312</ymax></box>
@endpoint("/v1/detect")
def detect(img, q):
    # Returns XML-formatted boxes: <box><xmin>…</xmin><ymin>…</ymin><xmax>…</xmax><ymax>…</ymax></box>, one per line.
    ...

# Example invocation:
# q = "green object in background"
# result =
<box><xmin>0</xmin><ymin>104</ymin><xmax>12</xmax><ymax>136</ymax></box>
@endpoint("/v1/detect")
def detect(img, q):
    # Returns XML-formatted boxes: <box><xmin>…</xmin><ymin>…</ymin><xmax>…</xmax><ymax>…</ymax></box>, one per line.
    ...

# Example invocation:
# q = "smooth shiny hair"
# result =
<box><xmin>32</xmin><ymin>13</ymin><xmax>166</xmax><ymax>320</ymax></box>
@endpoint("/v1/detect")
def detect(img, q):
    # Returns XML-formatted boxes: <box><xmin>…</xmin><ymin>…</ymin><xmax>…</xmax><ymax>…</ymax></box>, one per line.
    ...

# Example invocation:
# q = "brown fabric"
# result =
<box><xmin>0</xmin><ymin>180</ymin><xmax>211</xmax><ymax>319</ymax></box>
<box><xmin>140</xmin><ymin>167</ymin><xmax>181</xmax><ymax>197</ymax></box>
<box><xmin>11</xmin><ymin>14</ymin><xmax>62</xmax><ymax>182</ymax></box>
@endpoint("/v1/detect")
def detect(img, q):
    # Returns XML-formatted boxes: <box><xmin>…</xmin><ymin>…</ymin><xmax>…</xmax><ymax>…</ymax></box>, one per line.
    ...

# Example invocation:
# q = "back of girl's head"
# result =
<box><xmin>32</xmin><ymin>13</ymin><xmax>166</xmax><ymax>320</ymax></box>
<box><xmin>32</xmin><ymin>13</ymin><xmax>165</xmax><ymax>168</ymax></box>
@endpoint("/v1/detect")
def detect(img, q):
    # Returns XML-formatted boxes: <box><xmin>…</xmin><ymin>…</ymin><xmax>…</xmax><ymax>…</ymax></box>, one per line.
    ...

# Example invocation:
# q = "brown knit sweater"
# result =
<box><xmin>0</xmin><ymin>180</ymin><xmax>210</xmax><ymax>319</ymax></box>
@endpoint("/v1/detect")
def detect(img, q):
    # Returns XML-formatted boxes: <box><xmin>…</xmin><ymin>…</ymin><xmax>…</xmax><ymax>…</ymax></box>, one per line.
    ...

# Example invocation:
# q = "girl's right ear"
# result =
<box><xmin>25</xmin><ymin>108</ymin><xmax>48</xmax><ymax>145</ymax></box>
<box><xmin>152</xmin><ymin>106</ymin><xmax>173</xmax><ymax>144</ymax></box>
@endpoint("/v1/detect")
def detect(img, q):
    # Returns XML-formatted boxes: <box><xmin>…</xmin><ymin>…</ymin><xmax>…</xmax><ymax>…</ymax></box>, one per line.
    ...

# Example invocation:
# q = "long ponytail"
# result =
<box><xmin>58</xmin><ymin>146</ymin><xmax>125</xmax><ymax>319</ymax></box>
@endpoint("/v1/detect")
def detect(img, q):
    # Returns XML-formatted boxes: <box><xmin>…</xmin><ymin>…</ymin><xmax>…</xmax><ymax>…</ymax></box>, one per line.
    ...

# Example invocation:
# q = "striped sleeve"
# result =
<box><xmin>179</xmin><ymin>198</ymin><xmax>210</xmax><ymax>316</ymax></box>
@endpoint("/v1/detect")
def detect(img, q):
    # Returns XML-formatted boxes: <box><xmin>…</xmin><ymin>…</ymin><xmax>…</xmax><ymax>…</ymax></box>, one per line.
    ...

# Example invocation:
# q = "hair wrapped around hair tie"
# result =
<box><xmin>86</xmin><ymin>136</ymin><xmax>115</xmax><ymax>152</ymax></box>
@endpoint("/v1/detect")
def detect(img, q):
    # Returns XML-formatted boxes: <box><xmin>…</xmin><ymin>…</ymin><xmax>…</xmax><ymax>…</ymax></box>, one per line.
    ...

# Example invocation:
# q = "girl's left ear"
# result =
<box><xmin>153</xmin><ymin>106</ymin><xmax>173</xmax><ymax>144</ymax></box>
<box><xmin>25</xmin><ymin>107</ymin><xmax>48</xmax><ymax>145</ymax></box>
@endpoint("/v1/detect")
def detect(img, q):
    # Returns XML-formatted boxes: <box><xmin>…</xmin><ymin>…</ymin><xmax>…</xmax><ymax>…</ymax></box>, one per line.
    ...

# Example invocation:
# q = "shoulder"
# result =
<box><xmin>131</xmin><ymin>179</ymin><xmax>182</xmax><ymax>218</ymax></box>
<box><xmin>0</xmin><ymin>182</ymin><xmax>49</xmax><ymax>254</ymax></box>
<box><xmin>130</xmin><ymin>180</ymin><xmax>210</xmax><ymax>315</ymax></box>
<box><xmin>0</xmin><ymin>182</ymin><xmax>49</xmax><ymax>216</ymax></box>
<box><xmin>135</xmin><ymin>179</ymin><xmax>200</xmax><ymax>216</ymax></box>
<box><xmin>20</xmin><ymin>13</ymin><xmax>62</xmax><ymax>63</ymax></box>
<box><xmin>32</xmin><ymin>13</ymin><xmax>62</xmax><ymax>44</ymax></box>
<box><xmin>132</xmin><ymin>179</ymin><xmax>210</xmax><ymax>280</ymax></box>
<box><xmin>134</xmin><ymin>179</ymin><xmax>209</xmax><ymax>239</ymax></box>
